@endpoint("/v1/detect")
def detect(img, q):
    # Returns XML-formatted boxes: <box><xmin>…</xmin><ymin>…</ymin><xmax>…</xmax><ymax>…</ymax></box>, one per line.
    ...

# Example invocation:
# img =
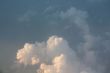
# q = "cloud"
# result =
<box><xmin>16</xmin><ymin>35</ymin><xmax>76</xmax><ymax>65</ymax></box>
<box><xmin>59</xmin><ymin>7</ymin><xmax>97</xmax><ymax>65</ymax></box>
<box><xmin>18</xmin><ymin>10</ymin><xmax>36</xmax><ymax>22</ymax></box>
<box><xmin>105</xmin><ymin>32</ymin><xmax>110</xmax><ymax>36</ymax></box>
<box><xmin>57</xmin><ymin>7</ymin><xmax>110</xmax><ymax>73</ymax></box>
<box><xmin>14</xmin><ymin>6</ymin><xmax>110</xmax><ymax>73</ymax></box>
<box><xmin>60</xmin><ymin>7</ymin><xmax>89</xmax><ymax>34</ymax></box>
<box><xmin>37</xmin><ymin>54</ymin><xmax>65</xmax><ymax>73</ymax></box>
<box><xmin>43</xmin><ymin>6</ymin><xmax>53</xmax><ymax>14</ymax></box>
<box><xmin>16</xmin><ymin>35</ymin><xmax>96</xmax><ymax>73</ymax></box>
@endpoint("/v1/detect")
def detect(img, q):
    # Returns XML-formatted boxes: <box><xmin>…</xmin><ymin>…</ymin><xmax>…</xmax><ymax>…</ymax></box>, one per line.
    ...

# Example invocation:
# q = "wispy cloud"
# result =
<box><xmin>18</xmin><ymin>10</ymin><xmax>36</xmax><ymax>22</ymax></box>
<box><xmin>59</xmin><ymin>7</ymin><xmax>97</xmax><ymax>67</ymax></box>
<box><xmin>43</xmin><ymin>6</ymin><xmax>53</xmax><ymax>14</ymax></box>
<box><xmin>105</xmin><ymin>32</ymin><xmax>110</xmax><ymax>36</ymax></box>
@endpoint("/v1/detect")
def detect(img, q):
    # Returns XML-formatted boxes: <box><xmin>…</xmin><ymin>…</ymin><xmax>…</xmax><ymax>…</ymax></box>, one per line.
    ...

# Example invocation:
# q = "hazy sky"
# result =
<box><xmin>0</xmin><ymin>0</ymin><xmax>110</xmax><ymax>73</ymax></box>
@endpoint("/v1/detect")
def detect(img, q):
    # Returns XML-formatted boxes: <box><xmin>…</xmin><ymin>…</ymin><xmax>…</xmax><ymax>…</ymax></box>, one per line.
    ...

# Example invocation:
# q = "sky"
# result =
<box><xmin>0</xmin><ymin>0</ymin><xmax>110</xmax><ymax>73</ymax></box>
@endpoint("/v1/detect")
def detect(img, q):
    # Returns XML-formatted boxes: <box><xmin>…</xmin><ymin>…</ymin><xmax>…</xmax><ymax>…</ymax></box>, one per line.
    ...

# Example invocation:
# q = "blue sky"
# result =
<box><xmin>0</xmin><ymin>0</ymin><xmax>110</xmax><ymax>73</ymax></box>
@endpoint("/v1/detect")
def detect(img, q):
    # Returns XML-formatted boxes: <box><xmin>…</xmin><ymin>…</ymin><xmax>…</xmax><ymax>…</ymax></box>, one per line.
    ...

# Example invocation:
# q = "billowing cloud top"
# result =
<box><xmin>16</xmin><ymin>35</ymin><xmax>96</xmax><ymax>73</ymax></box>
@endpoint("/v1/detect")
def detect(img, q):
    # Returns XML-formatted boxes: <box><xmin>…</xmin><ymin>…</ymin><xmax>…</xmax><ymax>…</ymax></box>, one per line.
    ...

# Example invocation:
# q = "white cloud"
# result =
<box><xmin>15</xmin><ymin>7</ymin><xmax>106</xmax><ymax>73</ymax></box>
<box><xmin>37</xmin><ymin>54</ymin><xmax>65</xmax><ymax>73</ymax></box>
<box><xmin>16</xmin><ymin>35</ymin><xmax>96</xmax><ymax>73</ymax></box>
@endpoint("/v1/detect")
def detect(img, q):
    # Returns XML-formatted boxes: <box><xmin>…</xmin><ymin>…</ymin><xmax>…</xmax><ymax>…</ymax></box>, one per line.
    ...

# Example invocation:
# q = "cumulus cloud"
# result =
<box><xmin>16</xmin><ymin>35</ymin><xmax>96</xmax><ymax>73</ymax></box>
<box><xmin>15</xmin><ymin>6</ymin><xmax>110</xmax><ymax>73</ymax></box>
<box><xmin>16</xmin><ymin>7</ymin><xmax>97</xmax><ymax>73</ymax></box>
<box><xmin>37</xmin><ymin>54</ymin><xmax>65</xmax><ymax>73</ymax></box>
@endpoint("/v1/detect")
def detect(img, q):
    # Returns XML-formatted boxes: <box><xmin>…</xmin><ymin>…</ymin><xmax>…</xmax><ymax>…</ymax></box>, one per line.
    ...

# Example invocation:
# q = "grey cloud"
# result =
<box><xmin>58</xmin><ymin>7</ymin><xmax>97</xmax><ymax>67</ymax></box>
<box><xmin>46</xmin><ymin>7</ymin><xmax>110</xmax><ymax>73</ymax></box>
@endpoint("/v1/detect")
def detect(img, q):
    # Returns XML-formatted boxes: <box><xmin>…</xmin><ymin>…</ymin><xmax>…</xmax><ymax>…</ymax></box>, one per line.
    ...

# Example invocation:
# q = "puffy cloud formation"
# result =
<box><xmin>37</xmin><ymin>54</ymin><xmax>65</xmax><ymax>73</ymax></box>
<box><xmin>16</xmin><ymin>36</ymin><xmax>69</xmax><ymax>65</ymax></box>
<box><xmin>13</xmin><ymin>6</ymin><xmax>110</xmax><ymax>73</ymax></box>
<box><xmin>16</xmin><ymin>35</ymin><xmax>95</xmax><ymax>73</ymax></box>
<box><xmin>16</xmin><ymin>43</ymin><xmax>40</xmax><ymax>65</ymax></box>
<box><xmin>15</xmin><ymin>6</ymin><xmax>98</xmax><ymax>73</ymax></box>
